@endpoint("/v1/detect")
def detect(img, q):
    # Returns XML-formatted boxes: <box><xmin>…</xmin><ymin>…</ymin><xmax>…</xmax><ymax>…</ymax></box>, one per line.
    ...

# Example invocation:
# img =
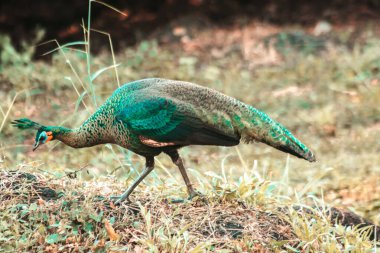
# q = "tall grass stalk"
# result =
<box><xmin>85</xmin><ymin>0</ymin><xmax>127</xmax><ymax>105</ymax></box>
<box><xmin>86</xmin><ymin>0</ymin><xmax>96</xmax><ymax>107</ymax></box>
<box><xmin>0</xmin><ymin>90</ymin><xmax>26</xmax><ymax>133</ymax></box>
<box><xmin>91</xmin><ymin>28</ymin><xmax>121</xmax><ymax>87</ymax></box>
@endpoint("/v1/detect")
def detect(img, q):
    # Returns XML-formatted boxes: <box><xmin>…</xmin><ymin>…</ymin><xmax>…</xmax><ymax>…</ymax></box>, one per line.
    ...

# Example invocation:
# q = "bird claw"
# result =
<box><xmin>188</xmin><ymin>190</ymin><xmax>203</xmax><ymax>200</ymax></box>
<box><xmin>170</xmin><ymin>190</ymin><xmax>206</xmax><ymax>204</ymax></box>
<box><xmin>170</xmin><ymin>198</ymin><xmax>186</xmax><ymax>203</ymax></box>
<box><xmin>110</xmin><ymin>195</ymin><xmax>131</xmax><ymax>204</ymax></box>
<box><xmin>189</xmin><ymin>190</ymin><xmax>208</xmax><ymax>204</ymax></box>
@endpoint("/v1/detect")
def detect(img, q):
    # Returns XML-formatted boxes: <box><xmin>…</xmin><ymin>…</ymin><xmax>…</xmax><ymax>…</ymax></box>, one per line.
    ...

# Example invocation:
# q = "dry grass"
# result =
<box><xmin>2</xmin><ymin>169</ymin><xmax>377</xmax><ymax>252</ymax></box>
<box><xmin>0</xmin><ymin>170</ymin><xmax>294</xmax><ymax>252</ymax></box>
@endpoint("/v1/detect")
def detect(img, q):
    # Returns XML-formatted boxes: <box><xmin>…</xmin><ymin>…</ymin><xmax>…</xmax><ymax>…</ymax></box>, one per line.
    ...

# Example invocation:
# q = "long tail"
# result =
<box><xmin>235</xmin><ymin>104</ymin><xmax>316</xmax><ymax>162</ymax></box>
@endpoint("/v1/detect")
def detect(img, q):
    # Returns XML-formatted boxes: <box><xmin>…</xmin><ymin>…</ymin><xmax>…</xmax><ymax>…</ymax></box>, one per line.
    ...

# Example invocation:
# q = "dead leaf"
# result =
<box><xmin>273</xmin><ymin>85</ymin><xmax>312</xmax><ymax>98</ymax></box>
<box><xmin>45</xmin><ymin>245</ymin><xmax>58</xmax><ymax>253</ymax></box>
<box><xmin>105</xmin><ymin>220</ymin><xmax>120</xmax><ymax>241</ymax></box>
<box><xmin>66</xmin><ymin>237</ymin><xmax>75</xmax><ymax>244</ymax></box>
<box><xmin>38</xmin><ymin>235</ymin><xmax>44</xmax><ymax>245</ymax></box>
<box><xmin>38</xmin><ymin>198</ymin><xmax>45</xmax><ymax>206</ymax></box>
<box><xmin>322</xmin><ymin>124</ymin><xmax>336</xmax><ymax>136</ymax></box>
<box><xmin>173</xmin><ymin>26</ymin><xmax>187</xmax><ymax>36</ymax></box>
<box><xmin>91</xmin><ymin>239</ymin><xmax>106</xmax><ymax>251</ymax></box>
<box><xmin>134</xmin><ymin>245</ymin><xmax>144</xmax><ymax>253</ymax></box>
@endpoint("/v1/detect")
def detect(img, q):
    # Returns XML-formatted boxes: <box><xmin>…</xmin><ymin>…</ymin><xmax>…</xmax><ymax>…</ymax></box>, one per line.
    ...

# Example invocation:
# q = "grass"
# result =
<box><xmin>0</xmin><ymin>5</ymin><xmax>380</xmax><ymax>251</ymax></box>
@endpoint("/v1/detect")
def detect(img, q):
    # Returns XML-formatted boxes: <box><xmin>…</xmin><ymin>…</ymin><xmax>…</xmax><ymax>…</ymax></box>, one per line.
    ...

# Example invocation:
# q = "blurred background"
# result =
<box><xmin>1</xmin><ymin>0</ymin><xmax>379</xmax><ymax>222</ymax></box>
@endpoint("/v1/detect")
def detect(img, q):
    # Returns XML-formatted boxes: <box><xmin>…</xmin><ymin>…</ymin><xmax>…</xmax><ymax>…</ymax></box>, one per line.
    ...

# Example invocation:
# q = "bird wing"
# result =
<box><xmin>116</xmin><ymin>97</ymin><xmax>240</xmax><ymax>147</ymax></box>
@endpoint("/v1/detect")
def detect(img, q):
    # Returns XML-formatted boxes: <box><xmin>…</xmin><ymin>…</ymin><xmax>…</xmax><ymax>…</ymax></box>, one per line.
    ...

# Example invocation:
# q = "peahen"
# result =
<box><xmin>12</xmin><ymin>78</ymin><xmax>316</xmax><ymax>203</ymax></box>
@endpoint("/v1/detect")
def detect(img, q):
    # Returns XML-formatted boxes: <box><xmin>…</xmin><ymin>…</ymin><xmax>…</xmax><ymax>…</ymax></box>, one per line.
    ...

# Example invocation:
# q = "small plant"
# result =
<box><xmin>263</xmin><ymin>31</ymin><xmax>327</xmax><ymax>57</ymax></box>
<box><xmin>0</xmin><ymin>30</ymin><xmax>45</xmax><ymax>70</ymax></box>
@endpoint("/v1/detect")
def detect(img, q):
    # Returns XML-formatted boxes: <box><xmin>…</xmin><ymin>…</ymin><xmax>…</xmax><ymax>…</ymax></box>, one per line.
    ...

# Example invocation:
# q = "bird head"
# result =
<box><xmin>11</xmin><ymin>118</ymin><xmax>54</xmax><ymax>151</ymax></box>
<box><xmin>33</xmin><ymin>129</ymin><xmax>54</xmax><ymax>151</ymax></box>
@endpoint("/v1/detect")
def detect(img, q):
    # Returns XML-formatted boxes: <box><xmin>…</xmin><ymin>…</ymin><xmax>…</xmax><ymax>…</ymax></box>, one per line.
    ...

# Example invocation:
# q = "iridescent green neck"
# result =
<box><xmin>47</xmin><ymin>126</ymin><xmax>101</xmax><ymax>148</ymax></box>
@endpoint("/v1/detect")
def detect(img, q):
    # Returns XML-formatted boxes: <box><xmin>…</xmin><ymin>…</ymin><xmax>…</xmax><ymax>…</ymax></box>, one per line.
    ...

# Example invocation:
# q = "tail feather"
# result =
<box><xmin>237</xmin><ymin>105</ymin><xmax>316</xmax><ymax>162</ymax></box>
<box><xmin>273</xmin><ymin>120</ymin><xmax>316</xmax><ymax>162</ymax></box>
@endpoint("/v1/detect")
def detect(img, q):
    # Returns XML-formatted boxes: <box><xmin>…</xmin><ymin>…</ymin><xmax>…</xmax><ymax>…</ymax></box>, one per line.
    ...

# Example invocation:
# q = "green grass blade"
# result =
<box><xmin>0</xmin><ymin>90</ymin><xmax>27</xmax><ymax>133</ymax></box>
<box><xmin>41</xmin><ymin>41</ymin><xmax>88</xmax><ymax>56</ymax></box>
<box><xmin>86</xmin><ymin>0</ymin><xmax>96</xmax><ymax>107</ymax></box>
<box><xmin>75</xmin><ymin>91</ymin><xmax>88</xmax><ymax>113</ymax></box>
<box><xmin>90</xmin><ymin>63</ymin><xmax>121</xmax><ymax>82</ymax></box>
<box><xmin>90</xmin><ymin>28</ymin><xmax>121</xmax><ymax>87</ymax></box>
<box><xmin>92</xmin><ymin>0</ymin><xmax>128</xmax><ymax>17</ymax></box>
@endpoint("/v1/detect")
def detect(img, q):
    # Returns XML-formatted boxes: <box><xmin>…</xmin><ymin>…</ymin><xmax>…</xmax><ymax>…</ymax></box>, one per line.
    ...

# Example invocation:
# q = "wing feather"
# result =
<box><xmin>116</xmin><ymin>97</ymin><xmax>240</xmax><ymax>147</ymax></box>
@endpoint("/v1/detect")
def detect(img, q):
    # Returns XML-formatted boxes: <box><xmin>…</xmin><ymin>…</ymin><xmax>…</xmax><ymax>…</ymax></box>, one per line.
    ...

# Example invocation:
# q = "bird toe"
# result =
<box><xmin>111</xmin><ymin>195</ymin><xmax>131</xmax><ymax>205</ymax></box>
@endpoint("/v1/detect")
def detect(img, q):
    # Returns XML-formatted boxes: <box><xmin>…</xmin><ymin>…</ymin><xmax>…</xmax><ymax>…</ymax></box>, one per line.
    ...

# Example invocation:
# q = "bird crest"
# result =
<box><xmin>11</xmin><ymin>118</ymin><xmax>42</xmax><ymax>130</ymax></box>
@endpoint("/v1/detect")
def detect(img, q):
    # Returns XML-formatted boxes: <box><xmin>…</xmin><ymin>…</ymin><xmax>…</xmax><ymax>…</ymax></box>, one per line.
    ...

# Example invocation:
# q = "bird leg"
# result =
<box><xmin>114</xmin><ymin>157</ymin><xmax>154</xmax><ymax>204</ymax></box>
<box><xmin>166</xmin><ymin>150</ymin><xmax>199</xmax><ymax>199</ymax></box>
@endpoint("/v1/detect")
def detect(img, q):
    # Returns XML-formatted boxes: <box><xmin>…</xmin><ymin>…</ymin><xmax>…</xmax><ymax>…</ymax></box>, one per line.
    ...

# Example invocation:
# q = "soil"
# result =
<box><xmin>2</xmin><ymin>170</ymin><xmax>379</xmax><ymax>249</ymax></box>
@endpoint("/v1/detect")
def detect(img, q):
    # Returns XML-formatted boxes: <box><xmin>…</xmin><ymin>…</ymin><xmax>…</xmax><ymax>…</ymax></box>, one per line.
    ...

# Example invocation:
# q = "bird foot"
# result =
<box><xmin>188</xmin><ymin>190</ymin><xmax>203</xmax><ymax>200</ymax></box>
<box><xmin>189</xmin><ymin>190</ymin><xmax>208</xmax><ymax>204</ymax></box>
<box><xmin>170</xmin><ymin>190</ymin><xmax>206</xmax><ymax>204</ymax></box>
<box><xmin>170</xmin><ymin>198</ymin><xmax>186</xmax><ymax>203</ymax></box>
<box><xmin>110</xmin><ymin>195</ymin><xmax>131</xmax><ymax>205</ymax></box>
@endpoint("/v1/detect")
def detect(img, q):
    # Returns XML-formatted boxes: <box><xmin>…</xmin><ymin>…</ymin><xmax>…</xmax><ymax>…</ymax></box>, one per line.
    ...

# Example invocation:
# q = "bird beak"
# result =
<box><xmin>33</xmin><ymin>141</ymin><xmax>40</xmax><ymax>151</ymax></box>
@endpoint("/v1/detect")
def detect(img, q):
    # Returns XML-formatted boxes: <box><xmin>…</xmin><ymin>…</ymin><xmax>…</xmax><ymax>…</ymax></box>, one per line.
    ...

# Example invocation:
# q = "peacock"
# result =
<box><xmin>12</xmin><ymin>78</ymin><xmax>316</xmax><ymax>203</ymax></box>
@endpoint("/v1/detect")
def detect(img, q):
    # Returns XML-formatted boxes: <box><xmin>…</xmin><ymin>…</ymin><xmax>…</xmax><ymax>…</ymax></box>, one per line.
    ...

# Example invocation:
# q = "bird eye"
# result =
<box><xmin>39</xmin><ymin>132</ymin><xmax>47</xmax><ymax>142</ymax></box>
